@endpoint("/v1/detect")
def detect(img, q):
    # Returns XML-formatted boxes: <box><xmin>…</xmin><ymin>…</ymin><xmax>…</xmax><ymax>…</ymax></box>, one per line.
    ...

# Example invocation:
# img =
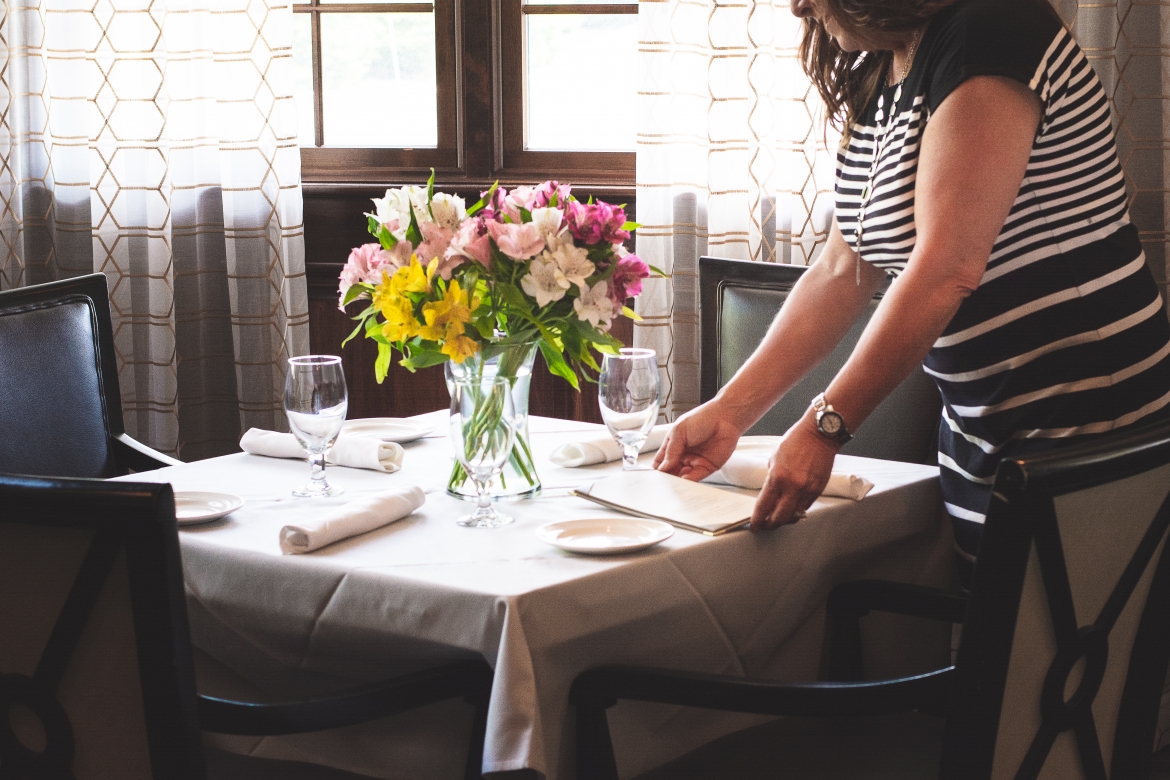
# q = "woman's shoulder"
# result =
<box><xmin>931</xmin><ymin>0</ymin><xmax>1064</xmax><ymax>43</ymax></box>
<box><xmin>922</xmin><ymin>0</ymin><xmax>1066</xmax><ymax>111</ymax></box>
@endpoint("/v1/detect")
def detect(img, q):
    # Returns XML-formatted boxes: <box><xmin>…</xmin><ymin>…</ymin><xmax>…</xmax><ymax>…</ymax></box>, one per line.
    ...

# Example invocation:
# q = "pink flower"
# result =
<box><xmin>487</xmin><ymin>221</ymin><xmax>545</xmax><ymax>260</ymax></box>
<box><xmin>607</xmin><ymin>253</ymin><xmax>651</xmax><ymax>306</ymax></box>
<box><xmin>503</xmin><ymin>186</ymin><xmax>536</xmax><ymax>221</ymax></box>
<box><xmin>563</xmin><ymin>200</ymin><xmax>630</xmax><ymax>246</ymax></box>
<box><xmin>446</xmin><ymin>217</ymin><xmax>492</xmax><ymax>268</ymax></box>
<box><xmin>478</xmin><ymin>186</ymin><xmax>509</xmax><ymax>223</ymax></box>
<box><xmin>338</xmin><ymin>242</ymin><xmax>411</xmax><ymax>308</ymax></box>
<box><xmin>417</xmin><ymin>221</ymin><xmax>455</xmax><ymax>264</ymax></box>
<box><xmin>531</xmin><ymin>180</ymin><xmax>572</xmax><ymax>209</ymax></box>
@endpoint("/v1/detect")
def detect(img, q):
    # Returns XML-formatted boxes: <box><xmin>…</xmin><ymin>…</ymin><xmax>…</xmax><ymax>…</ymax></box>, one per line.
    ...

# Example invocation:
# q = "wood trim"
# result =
<box><xmin>522</xmin><ymin>4</ymin><xmax>636</xmax><ymax>13</ymax></box>
<box><xmin>294</xmin><ymin>2</ymin><xmax>434</xmax><ymax>10</ymax></box>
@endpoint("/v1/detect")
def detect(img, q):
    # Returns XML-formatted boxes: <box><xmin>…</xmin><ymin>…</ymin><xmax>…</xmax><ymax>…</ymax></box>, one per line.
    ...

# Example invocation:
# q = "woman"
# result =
<box><xmin>654</xmin><ymin>0</ymin><xmax>1170</xmax><ymax>578</ymax></box>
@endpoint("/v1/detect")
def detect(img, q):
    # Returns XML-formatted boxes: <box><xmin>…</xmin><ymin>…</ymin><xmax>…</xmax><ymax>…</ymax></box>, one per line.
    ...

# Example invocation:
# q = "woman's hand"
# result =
<box><xmin>750</xmin><ymin>414</ymin><xmax>837</xmax><ymax>531</ymax></box>
<box><xmin>653</xmin><ymin>402</ymin><xmax>743</xmax><ymax>481</ymax></box>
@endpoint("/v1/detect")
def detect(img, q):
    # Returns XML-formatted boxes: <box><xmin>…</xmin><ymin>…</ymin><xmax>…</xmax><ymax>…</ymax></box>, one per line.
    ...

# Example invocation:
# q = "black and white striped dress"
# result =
<box><xmin>834</xmin><ymin>0</ymin><xmax>1170</xmax><ymax>573</ymax></box>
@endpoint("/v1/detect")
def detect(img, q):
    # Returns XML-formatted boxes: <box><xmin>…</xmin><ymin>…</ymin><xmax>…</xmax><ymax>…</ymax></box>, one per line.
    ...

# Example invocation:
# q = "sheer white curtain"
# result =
<box><xmin>634</xmin><ymin>0</ymin><xmax>838</xmax><ymax>419</ymax></box>
<box><xmin>0</xmin><ymin>0</ymin><xmax>308</xmax><ymax>460</ymax></box>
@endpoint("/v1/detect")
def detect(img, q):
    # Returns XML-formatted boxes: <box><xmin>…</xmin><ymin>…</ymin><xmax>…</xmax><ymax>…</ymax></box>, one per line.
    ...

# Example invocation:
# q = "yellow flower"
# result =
<box><xmin>418</xmin><ymin>279</ymin><xmax>475</xmax><ymax>342</ymax></box>
<box><xmin>442</xmin><ymin>332</ymin><xmax>480</xmax><ymax>363</ymax></box>
<box><xmin>389</xmin><ymin>254</ymin><xmax>438</xmax><ymax>296</ymax></box>
<box><xmin>380</xmin><ymin>296</ymin><xmax>420</xmax><ymax>343</ymax></box>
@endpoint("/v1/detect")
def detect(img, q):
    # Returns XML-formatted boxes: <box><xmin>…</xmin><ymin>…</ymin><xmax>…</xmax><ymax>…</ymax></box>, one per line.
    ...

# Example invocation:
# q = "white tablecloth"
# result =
<box><xmin>119</xmin><ymin>413</ymin><xmax>954</xmax><ymax>780</ymax></box>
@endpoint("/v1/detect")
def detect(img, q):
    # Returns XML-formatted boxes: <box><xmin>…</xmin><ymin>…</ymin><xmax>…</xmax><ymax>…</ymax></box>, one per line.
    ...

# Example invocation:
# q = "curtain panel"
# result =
<box><xmin>0</xmin><ymin>0</ymin><xmax>308</xmax><ymax>460</ymax></box>
<box><xmin>636</xmin><ymin>0</ymin><xmax>1170</xmax><ymax>423</ymax></box>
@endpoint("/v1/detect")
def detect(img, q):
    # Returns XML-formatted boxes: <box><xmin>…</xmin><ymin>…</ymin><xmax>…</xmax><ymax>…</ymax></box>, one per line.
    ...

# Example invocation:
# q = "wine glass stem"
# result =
<box><xmin>475</xmin><ymin>474</ymin><xmax>491</xmax><ymax>512</ymax></box>
<box><xmin>622</xmin><ymin>444</ymin><xmax>639</xmax><ymax>471</ymax></box>
<box><xmin>309</xmin><ymin>451</ymin><xmax>328</xmax><ymax>487</ymax></box>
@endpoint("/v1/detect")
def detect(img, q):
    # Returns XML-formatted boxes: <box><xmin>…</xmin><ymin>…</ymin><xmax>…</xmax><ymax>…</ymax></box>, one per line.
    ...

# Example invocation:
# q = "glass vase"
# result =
<box><xmin>445</xmin><ymin>342</ymin><xmax>541</xmax><ymax>501</ymax></box>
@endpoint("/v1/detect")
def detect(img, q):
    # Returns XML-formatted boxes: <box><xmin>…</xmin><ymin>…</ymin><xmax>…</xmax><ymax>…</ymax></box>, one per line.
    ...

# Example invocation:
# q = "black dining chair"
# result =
<box><xmin>699</xmin><ymin>255</ymin><xmax>942</xmax><ymax>464</ymax></box>
<box><xmin>0</xmin><ymin>474</ymin><xmax>494</xmax><ymax>780</ymax></box>
<box><xmin>571</xmin><ymin>417</ymin><xmax>1170</xmax><ymax>780</ymax></box>
<box><xmin>0</xmin><ymin>273</ymin><xmax>180</xmax><ymax>478</ymax></box>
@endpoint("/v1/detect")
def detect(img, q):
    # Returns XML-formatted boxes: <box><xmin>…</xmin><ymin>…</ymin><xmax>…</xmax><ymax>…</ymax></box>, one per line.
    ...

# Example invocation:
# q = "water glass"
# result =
<box><xmin>450</xmin><ymin>375</ymin><xmax>517</xmax><ymax>528</ymax></box>
<box><xmin>598</xmin><ymin>348</ymin><xmax>660</xmax><ymax>470</ymax></box>
<box><xmin>284</xmin><ymin>355</ymin><xmax>348</xmax><ymax>497</ymax></box>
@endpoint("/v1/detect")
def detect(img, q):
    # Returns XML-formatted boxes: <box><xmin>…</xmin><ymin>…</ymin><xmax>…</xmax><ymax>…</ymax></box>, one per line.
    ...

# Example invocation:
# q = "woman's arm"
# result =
<box><xmin>747</xmin><ymin>75</ymin><xmax>1043</xmax><ymax>529</ymax></box>
<box><xmin>653</xmin><ymin>220</ymin><xmax>886</xmax><ymax>481</ymax></box>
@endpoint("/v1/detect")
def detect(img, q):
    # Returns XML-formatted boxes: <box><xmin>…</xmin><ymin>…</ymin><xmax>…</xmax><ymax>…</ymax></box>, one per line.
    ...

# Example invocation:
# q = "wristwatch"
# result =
<box><xmin>811</xmin><ymin>392</ymin><xmax>853</xmax><ymax>445</ymax></box>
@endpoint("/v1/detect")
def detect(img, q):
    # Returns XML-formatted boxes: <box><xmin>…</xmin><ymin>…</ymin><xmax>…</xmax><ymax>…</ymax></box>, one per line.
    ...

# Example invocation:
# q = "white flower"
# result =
<box><xmin>430</xmin><ymin>192</ymin><xmax>466</xmax><ymax>231</ymax></box>
<box><xmin>574</xmin><ymin>280</ymin><xmax>612</xmax><ymax>327</ymax></box>
<box><xmin>403</xmin><ymin>186</ymin><xmax>431</xmax><ymax>222</ymax></box>
<box><xmin>370</xmin><ymin>186</ymin><xmax>433</xmax><ymax>230</ymax></box>
<box><xmin>549</xmin><ymin>242</ymin><xmax>595</xmax><ymax>291</ymax></box>
<box><xmin>530</xmin><ymin>207</ymin><xmax>564</xmax><ymax>242</ymax></box>
<box><xmin>521</xmin><ymin>256</ymin><xmax>570</xmax><ymax>307</ymax></box>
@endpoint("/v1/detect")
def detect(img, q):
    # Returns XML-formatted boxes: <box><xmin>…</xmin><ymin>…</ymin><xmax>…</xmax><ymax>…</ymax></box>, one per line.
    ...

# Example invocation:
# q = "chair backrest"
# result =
<box><xmin>941</xmin><ymin>420</ymin><xmax>1170</xmax><ymax>780</ymax></box>
<box><xmin>0</xmin><ymin>475</ymin><xmax>204</xmax><ymax>779</ymax></box>
<box><xmin>0</xmin><ymin>274</ymin><xmax>126</xmax><ymax>478</ymax></box>
<box><xmin>698</xmin><ymin>256</ymin><xmax>942</xmax><ymax>464</ymax></box>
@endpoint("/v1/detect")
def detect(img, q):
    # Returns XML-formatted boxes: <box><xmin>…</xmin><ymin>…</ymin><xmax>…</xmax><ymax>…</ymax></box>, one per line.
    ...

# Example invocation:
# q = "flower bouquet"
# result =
<box><xmin>338</xmin><ymin>173</ymin><xmax>656</xmax><ymax>499</ymax></box>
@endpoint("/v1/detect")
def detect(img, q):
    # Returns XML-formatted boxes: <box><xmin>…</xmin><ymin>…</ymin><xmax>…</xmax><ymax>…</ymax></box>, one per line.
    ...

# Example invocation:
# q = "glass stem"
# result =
<box><xmin>475</xmin><ymin>475</ymin><xmax>491</xmax><ymax>513</ymax></box>
<box><xmin>622</xmin><ymin>443</ymin><xmax>639</xmax><ymax>471</ymax></box>
<box><xmin>309</xmin><ymin>451</ymin><xmax>327</xmax><ymax>486</ymax></box>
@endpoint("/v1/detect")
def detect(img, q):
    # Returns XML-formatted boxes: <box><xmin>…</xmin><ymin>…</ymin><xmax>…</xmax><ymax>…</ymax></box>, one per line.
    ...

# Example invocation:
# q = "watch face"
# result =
<box><xmin>820</xmin><ymin>412</ymin><xmax>844</xmax><ymax>435</ymax></box>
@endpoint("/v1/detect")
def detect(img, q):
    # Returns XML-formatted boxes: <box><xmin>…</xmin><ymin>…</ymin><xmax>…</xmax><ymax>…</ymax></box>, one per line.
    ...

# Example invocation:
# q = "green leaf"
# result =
<box><xmin>466</xmin><ymin>182</ymin><xmax>499</xmax><ymax>217</ymax></box>
<box><xmin>375</xmin><ymin>342</ymin><xmax>393</xmax><ymax>383</ymax></box>
<box><xmin>620</xmin><ymin>221</ymin><xmax>641</xmax><ymax>231</ymax></box>
<box><xmin>539</xmin><ymin>340</ymin><xmax>579</xmax><ymax>390</ymax></box>
<box><xmin>426</xmin><ymin>168</ymin><xmax>435</xmax><ymax>205</ymax></box>
<box><xmin>405</xmin><ymin>204</ymin><xmax>423</xmax><ymax>247</ymax></box>
<box><xmin>575</xmin><ymin>318</ymin><xmax>624</xmax><ymax>350</ymax></box>
<box><xmin>340</xmin><ymin>317</ymin><xmax>366</xmax><ymax>347</ymax></box>
<box><xmin>368</xmin><ymin>214</ymin><xmax>381</xmax><ymax>238</ymax></box>
<box><xmin>400</xmin><ymin>349</ymin><xmax>449</xmax><ymax>371</ymax></box>
<box><xmin>341</xmin><ymin>283</ymin><xmax>369</xmax><ymax>307</ymax></box>
<box><xmin>519</xmin><ymin>206</ymin><xmax>532</xmax><ymax>223</ymax></box>
<box><xmin>648</xmin><ymin>264</ymin><xmax>667</xmax><ymax>277</ymax></box>
<box><xmin>621</xmin><ymin>305</ymin><xmax>642</xmax><ymax>322</ymax></box>
<box><xmin>549</xmin><ymin>190</ymin><xmax>559</xmax><ymax>208</ymax></box>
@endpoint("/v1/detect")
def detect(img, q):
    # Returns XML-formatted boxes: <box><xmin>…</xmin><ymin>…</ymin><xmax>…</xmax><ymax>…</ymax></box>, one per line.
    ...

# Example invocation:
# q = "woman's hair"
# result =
<box><xmin>799</xmin><ymin>0</ymin><xmax>953</xmax><ymax>134</ymax></box>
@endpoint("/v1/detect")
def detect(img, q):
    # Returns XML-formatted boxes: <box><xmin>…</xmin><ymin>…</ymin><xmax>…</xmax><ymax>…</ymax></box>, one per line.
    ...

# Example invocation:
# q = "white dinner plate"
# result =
<box><xmin>174</xmin><ymin>492</ymin><xmax>244</xmax><ymax>526</ymax></box>
<box><xmin>536</xmin><ymin>517</ymin><xmax>674</xmax><ymax>555</ymax></box>
<box><xmin>342</xmin><ymin>417</ymin><xmax>435</xmax><ymax>443</ymax></box>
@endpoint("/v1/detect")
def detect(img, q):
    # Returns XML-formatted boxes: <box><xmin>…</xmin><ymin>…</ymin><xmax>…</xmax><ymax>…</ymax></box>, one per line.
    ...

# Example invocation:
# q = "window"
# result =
<box><xmin>292</xmin><ymin>0</ymin><xmax>635</xmax><ymax>184</ymax></box>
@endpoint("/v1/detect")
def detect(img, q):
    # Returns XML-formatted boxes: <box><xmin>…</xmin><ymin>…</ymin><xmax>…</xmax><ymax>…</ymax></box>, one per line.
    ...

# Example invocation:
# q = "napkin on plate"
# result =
<box><xmin>704</xmin><ymin>452</ymin><xmax>874</xmax><ymax>500</ymax></box>
<box><xmin>240</xmin><ymin>428</ymin><xmax>405</xmax><ymax>473</ymax></box>
<box><xmin>279</xmin><ymin>486</ymin><xmax>425</xmax><ymax>554</ymax></box>
<box><xmin>549</xmin><ymin>425</ymin><xmax>673</xmax><ymax>467</ymax></box>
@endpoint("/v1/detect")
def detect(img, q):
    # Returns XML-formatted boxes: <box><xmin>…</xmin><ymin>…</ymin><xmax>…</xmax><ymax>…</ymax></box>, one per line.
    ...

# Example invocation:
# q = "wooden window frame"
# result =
<box><xmin>297</xmin><ymin>0</ymin><xmax>635</xmax><ymax>189</ymax></box>
<box><xmin>295</xmin><ymin>0</ymin><xmax>461</xmax><ymax>181</ymax></box>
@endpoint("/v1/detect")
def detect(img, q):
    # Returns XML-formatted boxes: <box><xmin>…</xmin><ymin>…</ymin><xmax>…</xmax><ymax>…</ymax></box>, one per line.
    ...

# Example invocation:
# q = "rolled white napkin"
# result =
<box><xmin>240</xmin><ymin>428</ymin><xmax>404</xmax><ymax>473</ymax></box>
<box><xmin>280</xmin><ymin>486</ymin><xmax>425</xmax><ymax>554</ymax></box>
<box><xmin>549</xmin><ymin>425</ymin><xmax>673</xmax><ymax>467</ymax></box>
<box><xmin>704</xmin><ymin>452</ymin><xmax>874</xmax><ymax>500</ymax></box>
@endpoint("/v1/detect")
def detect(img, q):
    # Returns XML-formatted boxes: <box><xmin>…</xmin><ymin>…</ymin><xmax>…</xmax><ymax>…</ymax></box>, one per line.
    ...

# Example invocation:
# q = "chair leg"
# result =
<box><xmin>464</xmin><ymin>688</ymin><xmax>490</xmax><ymax>780</ymax></box>
<box><xmin>576</xmin><ymin>701</ymin><xmax>619</xmax><ymax>780</ymax></box>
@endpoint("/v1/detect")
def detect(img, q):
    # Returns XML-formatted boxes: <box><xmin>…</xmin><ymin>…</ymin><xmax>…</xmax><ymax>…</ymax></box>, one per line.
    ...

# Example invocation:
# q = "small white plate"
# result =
<box><xmin>174</xmin><ymin>492</ymin><xmax>244</xmax><ymax>526</ymax></box>
<box><xmin>342</xmin><ymin>417</ymin><xmax>435</xmax><ymax>443</ymax></box>
<box><xmin>536</xmin><ymin>517</ymin><xmax>674</xmax><ymax>555</ymax></box>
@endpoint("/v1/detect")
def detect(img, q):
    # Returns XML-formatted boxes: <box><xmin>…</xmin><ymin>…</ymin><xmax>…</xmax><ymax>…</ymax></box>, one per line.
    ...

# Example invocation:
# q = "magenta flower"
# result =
<box><xmin>446</xmin><ymin>217</ymin><xmax>492</xmax><ymax>268</ymax></box>
<box><xmin>487</xmin><ymin>220</ymin><xmax>545</xmax><ymax>260</ymax></box>
<box><xmin>478</xmin><ymin>186</ymin><xmax>509</xmax><ymax>223</ymax></box>
<box><xmin>563</xmin><ymin>200</ymin><xmax>630</xmax><ymax>246</ymax></box>
<box><xmin>607</xmin><ymin>253</ymin><xmax>651</xmax><ymax>306</ymax></box>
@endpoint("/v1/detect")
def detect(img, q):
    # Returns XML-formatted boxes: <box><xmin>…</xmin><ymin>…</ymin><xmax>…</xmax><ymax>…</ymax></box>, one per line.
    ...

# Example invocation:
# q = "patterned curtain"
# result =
<box><xmin>635</xmin><ymin>0</ymin><xmax>1170</xmax><ymax>423</ymax></box>
<box><xmin>0</xmin><ymin>0</ymin><xmax>308</xmax><ymax>461</ymax></box>
<box><xmin>634</xmin><ymin>0</ymin><xmax>837</xmax><ymax>419</ymax></box>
